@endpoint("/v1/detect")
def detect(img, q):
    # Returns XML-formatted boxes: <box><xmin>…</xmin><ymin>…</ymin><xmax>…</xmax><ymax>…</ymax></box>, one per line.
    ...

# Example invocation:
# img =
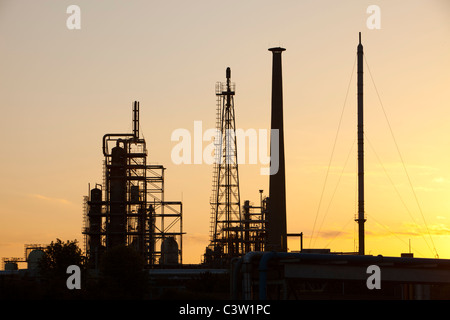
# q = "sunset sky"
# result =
<box><xmin>1</xmin><ymin>0</ymin><xmax>449</xmax><ymax>265</ymax></box>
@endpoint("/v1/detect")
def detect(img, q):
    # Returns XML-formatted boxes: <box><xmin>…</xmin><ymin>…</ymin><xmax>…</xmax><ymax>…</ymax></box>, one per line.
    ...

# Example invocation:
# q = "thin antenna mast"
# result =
<box><xmin>356</xmin><ymin>32</ymin><xmax>366</xmax><ymax>255</ymax></box>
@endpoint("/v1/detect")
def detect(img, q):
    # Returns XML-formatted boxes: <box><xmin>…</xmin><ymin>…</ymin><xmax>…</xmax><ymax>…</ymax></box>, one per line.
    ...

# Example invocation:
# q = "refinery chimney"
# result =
<box><xmin>267</xmin><ymin>47</ymin><xmax>287</xmax><ymax>252</ymax></box>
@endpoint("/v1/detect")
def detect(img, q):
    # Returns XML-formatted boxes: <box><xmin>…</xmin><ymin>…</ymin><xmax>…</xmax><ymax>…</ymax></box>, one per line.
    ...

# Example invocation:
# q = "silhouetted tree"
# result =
<box><xmin>38</xmin><ymin>238</ymin><xmax>85</xmax><ymax>298</ymax></box>
<box><xmin>98</xmin><ymin>245</ymin><xmax>149</xmax><ymax>299</ymax></box>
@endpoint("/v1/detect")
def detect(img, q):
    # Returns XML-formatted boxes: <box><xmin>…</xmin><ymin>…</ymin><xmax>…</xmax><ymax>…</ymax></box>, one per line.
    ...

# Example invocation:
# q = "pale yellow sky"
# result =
<box><xmin>1</xmin><ymin>0</ymin><xmax>449</xmax><ymax>265</ymax></box>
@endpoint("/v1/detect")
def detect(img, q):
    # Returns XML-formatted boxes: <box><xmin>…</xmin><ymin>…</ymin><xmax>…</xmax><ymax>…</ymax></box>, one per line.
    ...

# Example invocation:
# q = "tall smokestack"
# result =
<box><xmin>267</xmin><ymin>47</ymin><xmax>287</xmax><ymax>252</ymax></box>
<box><xmin>356</xmin><ymin>32</ymin><xmax>366</xmax><ymax>255</ymax></box>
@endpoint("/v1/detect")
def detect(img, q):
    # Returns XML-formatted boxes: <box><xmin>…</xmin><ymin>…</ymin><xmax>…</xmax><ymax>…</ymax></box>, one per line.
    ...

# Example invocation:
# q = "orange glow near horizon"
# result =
<box><xmin>1</xmin><ymin>1</ymin><xmax>450</xmax><ymax>266</ymax></box>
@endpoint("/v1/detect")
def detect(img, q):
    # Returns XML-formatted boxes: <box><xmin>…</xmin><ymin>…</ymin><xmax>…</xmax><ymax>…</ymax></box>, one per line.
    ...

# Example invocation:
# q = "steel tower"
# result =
<box><xmin>209</xmin><ymin>67</ymin><xmax>242</xmax><ymax>261</ymax></box>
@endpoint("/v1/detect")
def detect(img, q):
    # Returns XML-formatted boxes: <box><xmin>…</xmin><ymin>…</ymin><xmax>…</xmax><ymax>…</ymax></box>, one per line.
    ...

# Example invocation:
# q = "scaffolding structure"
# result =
<box><xmin>82</xmin><ymin>101</ymin><xmax>183</xmax><ymax>268</ymax></box>
<box><xmin>242</xmin><ymin>194</ymin><xmax>268</xmax><ymax>253</ymax></box>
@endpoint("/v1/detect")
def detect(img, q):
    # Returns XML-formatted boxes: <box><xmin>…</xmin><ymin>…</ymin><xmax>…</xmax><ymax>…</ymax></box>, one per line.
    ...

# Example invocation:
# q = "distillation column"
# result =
<box><xmin>87</xmin><ymin>186</ymin><xmax>102</xmax><ymax>266</ymax></box>
<box><xmin>109</xmin><ymin>144</ymin><xmax>127</xmax><ymax>248</ymax></box>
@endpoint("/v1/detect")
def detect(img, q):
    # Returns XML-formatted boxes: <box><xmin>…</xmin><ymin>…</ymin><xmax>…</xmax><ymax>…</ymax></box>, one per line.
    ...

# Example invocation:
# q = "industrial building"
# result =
<box><xmin>1</xmin><ymin>244</ymin><xmax>45</xmax><ymax>273</ymax></box>
<box><xmin>231</xmin><ymin>251</ymin><xmax>450</xmax><ymax>300</ymax></box>
<box><xmin>82</xmin><ymin>101</ymin><xmax>184</xmax><ymax>268</ymax></box>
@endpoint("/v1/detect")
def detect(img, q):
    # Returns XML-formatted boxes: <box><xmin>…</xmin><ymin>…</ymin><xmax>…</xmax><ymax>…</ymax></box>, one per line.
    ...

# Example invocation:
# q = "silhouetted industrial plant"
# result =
<box><xmin>3</xmin><ymin>33</ymin><xmax>450</xmax><ymax>300</ymax></box>
<box><xmin>82</xmin><ymin>101</ymin><xmax>183</xmax><ymax>268</ymax></box>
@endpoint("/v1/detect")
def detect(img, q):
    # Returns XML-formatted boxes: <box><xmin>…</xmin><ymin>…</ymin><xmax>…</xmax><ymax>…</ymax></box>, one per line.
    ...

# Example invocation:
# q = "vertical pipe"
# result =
<box><xmin>300</xmin><ymin>232</ymin><xmax>303</xmax><ymax>251</ymax></box>
<box><xmin>133</xmin><ymin>101</ymin><xmax>139</xmax><ymax>140</ymax></box>
<box><xmin>268</xmin><ymin>47</ymin><xmax>287</xmax><ymax>252</ymax></box>
<box><xmin>356</xmin><ymin>32</ymin><xmax>366</xmax><ymax>255</ymax></box>
<box><xmin>244</xmin><ymin>200</ymin><xmax>250</xmax><ymax>253</ymax></box>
